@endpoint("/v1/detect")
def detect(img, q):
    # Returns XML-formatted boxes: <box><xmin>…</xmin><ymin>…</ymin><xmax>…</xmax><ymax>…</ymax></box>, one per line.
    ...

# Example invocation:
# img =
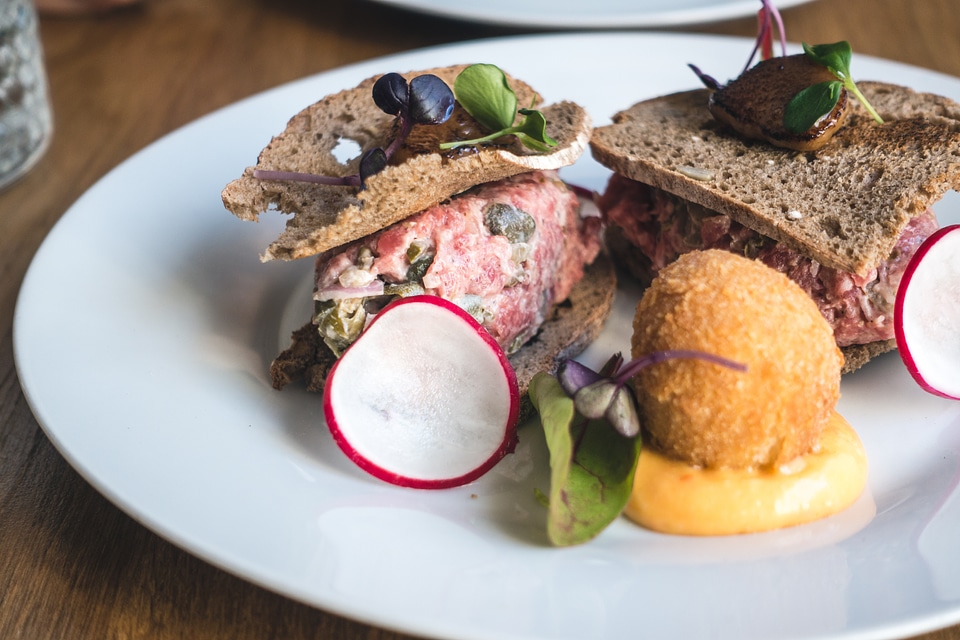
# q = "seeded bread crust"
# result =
<box><xmin>270</xmin><ymin>254</ymin><xmax>617</xmax><ymax>404</ymax></box>
<box><xmin>590</xmin><ymin>81</ymin><xmax>960</xmax><ymax>277</ymax></box>
<box><xmin>222</xmin><ymin>65</ymin><xmax>592</xmax><ymax>262</ymax></box>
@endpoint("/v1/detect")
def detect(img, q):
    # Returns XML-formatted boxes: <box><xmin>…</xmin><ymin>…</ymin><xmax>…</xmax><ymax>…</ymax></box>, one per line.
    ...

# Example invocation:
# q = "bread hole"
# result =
<box><xmin>819</xmin><ymin>215</ymin><xmax>844</xmax><ymax>239</ymax></box>
<box><xmin>332</xmin><ymin>136</ymin><xmax>362</xmax><ymax>164</ymax></box>
<box><xmin>856</xmin><ymin>167</ymin><xmax>884</xmax><ymax>189</ymax></box>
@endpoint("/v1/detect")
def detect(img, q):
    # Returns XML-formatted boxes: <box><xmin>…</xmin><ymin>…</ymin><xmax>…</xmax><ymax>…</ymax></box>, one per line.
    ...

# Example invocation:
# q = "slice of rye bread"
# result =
<box><xmin>222</xmin><ymin>65</ymin><xmax>592</xmax><ymax>262</ymax></box>
<box><xmin>270</xmin><ymin>253</ymin><xmax>617</xmax><ymax>413</ymax></box>
<box><xmin>590</xmin><ymin>81</ymin><xmax>960</xmax><ymax>278</ymax></box>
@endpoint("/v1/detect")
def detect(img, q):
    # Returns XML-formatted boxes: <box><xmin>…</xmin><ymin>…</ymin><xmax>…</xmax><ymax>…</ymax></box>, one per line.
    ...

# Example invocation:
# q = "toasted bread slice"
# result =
<box><xmin>222</xmin><ymin>65</ymin><xmax>592</xmax><ymax>262</ymax></box>
<box><xmin>270</xmin><ymin>254</ymin><xmax>617</xmax><ymax>407</ymax></box>
<box><xmin>840</xmin><ymin>339</ymin><xmax>896</xmax><ymax>374</ymax></box>
<box><xmin>590</xmin><ymin>81</ymin><xmax>960</xmax><ymax>277</ymax></box>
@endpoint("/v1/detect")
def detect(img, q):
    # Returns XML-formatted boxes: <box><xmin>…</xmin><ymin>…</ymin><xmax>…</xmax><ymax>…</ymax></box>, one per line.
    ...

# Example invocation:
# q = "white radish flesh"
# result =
<box><xmin>895</xmin><ymin>224</ymin><xmax>960</xmax><ymax>400</ymax></box>
<box><xmin>323</xmin><ymin>296</ymin><xmax>520</xmax><ymax>488</ymax></box>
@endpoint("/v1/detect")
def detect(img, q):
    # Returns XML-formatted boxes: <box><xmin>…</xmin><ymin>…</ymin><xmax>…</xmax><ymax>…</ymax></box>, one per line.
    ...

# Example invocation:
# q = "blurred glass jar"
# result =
<box><xmin>0</xmin><ymin>0</ymin><xmax>52</xmax><ymax>190</ymax></box>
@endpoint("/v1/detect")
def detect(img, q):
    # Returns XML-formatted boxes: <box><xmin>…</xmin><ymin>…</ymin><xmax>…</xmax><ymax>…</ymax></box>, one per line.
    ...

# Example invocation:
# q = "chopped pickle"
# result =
<box><xmin>483</xmin><ymin>202</ymin><xmax>536</xmax><ymax>243</ymax></box>
<box><xmin>456</xmin><ymin>294</ymin><xmax>492</xmax><ymax>326</ymax></box>
<box><xmin>406</xmin><ymin>238</ymin><xmax>431</xmax><ymax>263</ymax></box>
<box><xmin>407</xmin><ymin>254</ymin><xmax>434</xmax><ymax>283</ymax></box>
<box><xmin>314</xmin><ymin>298</ymin><xmax>367</xmax><ymax>356</ymax></box>
<box><xmin>384</xmin><ymin>282</ymin><xmax>426</xmax><ymax>297</ymax></box>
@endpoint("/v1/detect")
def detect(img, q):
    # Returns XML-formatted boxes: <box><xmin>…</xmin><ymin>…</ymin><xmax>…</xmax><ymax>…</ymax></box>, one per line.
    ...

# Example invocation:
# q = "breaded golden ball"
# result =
<box><xmin>631</xmin><ymin>250</ymin><xmax>843</xmax><ymax>469</ymax></box>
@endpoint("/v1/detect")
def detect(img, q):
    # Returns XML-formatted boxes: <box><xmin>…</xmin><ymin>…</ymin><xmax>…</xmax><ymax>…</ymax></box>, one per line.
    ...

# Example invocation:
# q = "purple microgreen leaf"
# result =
<box><xmin>572</xmin><ymin>380</ymin><xmax>618</xmax><ymax>421</ymax></box>
<box><xmin>256</xmin><ymin>72</ymin><xmax>455</xmax><ymax>190</ymax></box>
<box><xmin>358</xmin><ymin>147</ymin><xmax>388</xmax><ymax>186</ymax></box>
<box><xmin>556</xmin><ymin>359</ymin><xmax>604</xmax><ymax>396</ymax></box>
<box><xmin>688</xmin><ymin>63</ymin><xmax>723</xmax><ymax>90</ymax></box>
<box><xmin>407</xmin><ymin>74</ymin><xmax>455</xmax><ymax>125</ymax></box>
<box><xmin>605</xmin><ymin>386</ymin><xmax>641</xmax><ymax>438</ymax></box>
<box><xmin>372</xmin><ymin>72</ymin><xmax>409</xmax><ymax>116</ymax></box>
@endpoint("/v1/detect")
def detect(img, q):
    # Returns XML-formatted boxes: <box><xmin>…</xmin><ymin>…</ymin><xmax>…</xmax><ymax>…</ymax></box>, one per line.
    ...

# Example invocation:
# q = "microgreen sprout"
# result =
<box><xmin>556</xmin><ymin>350</ymin><xmax>747</xmax><ymax>437</ymax></box>
<box><xmin>438</xmin><ymin>63</ymin><xmax>557</xmax><ymax>153</ymax></box>
<box><xmin>254</xmin><ymin>72</ymin><xmax>454</xmax><ymax>189</ymax></box>
<box><xmin>687</xmin><ymin>0</ymin><xmax>884</xmax><ymax>136</ymax></box>
<box><xmin>783</xmin><ymin>41</ymin><xmax>884</xmax><ymax>133</ymax></box>
<box><xmin>744</xmin><ymin>0</ymin><xmax>787</xmax><ymax>74</ymax></box>
<box><xmin>690</xmin><ymin>0</ymin><xmax>786</xmax><ymax>90</ymax></box>
<box><xmin>528</xmin><ymin>350</ymin><xmax>746</xmax><ymax>546</ymax></box>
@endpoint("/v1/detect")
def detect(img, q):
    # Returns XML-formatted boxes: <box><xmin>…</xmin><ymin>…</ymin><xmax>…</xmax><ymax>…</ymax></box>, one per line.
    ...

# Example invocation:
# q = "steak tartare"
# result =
<box><xmin>313</xmin><ymin>170</ymin><xmax>602</xmax><ymax>356</ymax></box>
<box><xmin>600</xmin><ymin>174</ymin><xmax>938</xmax><ymax>347</ymax></box>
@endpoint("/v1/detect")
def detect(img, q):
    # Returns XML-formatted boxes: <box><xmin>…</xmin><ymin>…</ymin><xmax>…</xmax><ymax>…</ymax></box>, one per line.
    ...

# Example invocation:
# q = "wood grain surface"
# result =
<box><xmin>2</xmin><ymin>0</ymin><xmax>959</xmax><ymax>638</ymax></box>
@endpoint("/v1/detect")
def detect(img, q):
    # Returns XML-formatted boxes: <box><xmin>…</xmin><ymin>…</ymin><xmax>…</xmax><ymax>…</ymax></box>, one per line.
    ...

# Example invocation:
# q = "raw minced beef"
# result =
<box><xmin>313</xmin><ymin>170</ymin><xmax>602</xmax><ymax>355</ymax></box>
<box><xmin>599</xmin><ymin>173</ymin><xmax>938</xmax><ymax>347</ymax></box>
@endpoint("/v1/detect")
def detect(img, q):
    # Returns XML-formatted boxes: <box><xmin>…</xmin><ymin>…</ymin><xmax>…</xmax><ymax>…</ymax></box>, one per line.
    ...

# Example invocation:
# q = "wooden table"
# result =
<box><xmin>2</xmin><ymin>0</ymin><xmax>959</xmax><ymax>638</ymax></box>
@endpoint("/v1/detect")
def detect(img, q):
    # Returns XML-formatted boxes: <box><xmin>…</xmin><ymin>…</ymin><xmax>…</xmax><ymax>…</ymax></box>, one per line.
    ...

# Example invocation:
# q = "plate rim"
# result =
<box><xmin>14</xmin><ymin>30</ymin><xmax>960</xmax><ymax>640</ymax></box>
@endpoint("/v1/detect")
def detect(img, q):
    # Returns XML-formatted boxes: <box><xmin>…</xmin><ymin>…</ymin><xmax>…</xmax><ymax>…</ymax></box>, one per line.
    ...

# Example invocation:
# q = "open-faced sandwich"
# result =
<box><xmin>222</xmin><ymin>64</ymin><xmax>616</xmax><ymax>400</ymax></box>
<box><xmin>589</xmin><ymin>15</ymin><xmax>960</xmax><ymax>373</ymax></box>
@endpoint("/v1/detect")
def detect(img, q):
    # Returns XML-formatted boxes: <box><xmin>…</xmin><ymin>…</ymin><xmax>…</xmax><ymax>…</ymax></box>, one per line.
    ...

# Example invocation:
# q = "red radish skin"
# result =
<box><xmin>323</xmin><ymin>296</ymin><xmax>520</xmax><ymax>489</ymax></box>
<box><xmin>894</xmin><ymin>224</ymin><xmax>960</xmax><ymax>400</ymax></box>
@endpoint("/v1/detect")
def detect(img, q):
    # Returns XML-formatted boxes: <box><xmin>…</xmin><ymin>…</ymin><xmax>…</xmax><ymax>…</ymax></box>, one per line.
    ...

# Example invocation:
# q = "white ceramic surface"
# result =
<box><xmin>14</xmin><ymin>32</ymin><xmax>960</xmax><ymax>640</ymax></box>
<box><xmin>368</xmin><ymin>0</ymin><xmax>813</xmax><ymax>28</ymax></box>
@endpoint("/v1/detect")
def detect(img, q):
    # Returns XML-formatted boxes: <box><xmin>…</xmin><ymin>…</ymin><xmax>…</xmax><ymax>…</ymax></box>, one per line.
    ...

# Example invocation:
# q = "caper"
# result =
<box><xmin>483</xmin><ymin>202</ymin><xmax>536</xmax><ymax>243</ymax></box>
<box><xmin>356</xmin><ymin>246</ymin><xmax>375</xmax><ymax>270</ymax></box>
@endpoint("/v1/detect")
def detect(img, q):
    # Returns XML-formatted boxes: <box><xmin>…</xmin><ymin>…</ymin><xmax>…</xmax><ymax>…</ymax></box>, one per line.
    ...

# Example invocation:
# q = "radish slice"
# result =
<box><xmin>323</xmin><ymin>295</ymin><xmax>520</xmax><ymax>488</ymax></box>
<box><xmin>894</xmin><ymin>224</ymin><xmax>960</xmax><ymax>400</ymax></box>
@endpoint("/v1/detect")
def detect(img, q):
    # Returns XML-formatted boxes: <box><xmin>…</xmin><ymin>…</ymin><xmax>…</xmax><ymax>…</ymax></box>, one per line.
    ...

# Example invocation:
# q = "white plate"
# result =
<box><xmin>14</xmin><ymin>32</ymin><xmax>960</xmax><ymax>640</ymax></box>
<box><xmin>368</xmin><ymin>0</ymin><xmax>814</xmax><ymax>28</ymax></box>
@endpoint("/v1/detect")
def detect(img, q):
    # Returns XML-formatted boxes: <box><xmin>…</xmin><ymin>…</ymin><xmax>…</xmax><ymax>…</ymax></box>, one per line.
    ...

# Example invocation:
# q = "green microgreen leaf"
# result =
<box><xmin>783</xmin><ymin>80</ymin><xmax>843</xmax><ymax>133</ymax></box>
<box><xmin>803</xmin><ymin>41</ymin><xmax>852</xmax><ymax>80</ymax></box>
<box><xmin>438</xmin><ymin>64</ymin><xmax>558</xmax><ymax>153</ymax></box>
<box><xmin>453</xmin><ymin>63</ymin><xmax>517</xmax><ymax>132</ymax></box>
<box><xmin>799</xmin><ymin>41</ymin><xmax>883</xmax><ymax>125</ymax></box>
<box><xmin>514</xmin><ymin>108</ymin><xmax>558</xmax><ymax>151</ymax></box>
<box><xmin>529</xmin><ymin>373</ymin><xmax>642</xmax><ymax>547</ymax></box>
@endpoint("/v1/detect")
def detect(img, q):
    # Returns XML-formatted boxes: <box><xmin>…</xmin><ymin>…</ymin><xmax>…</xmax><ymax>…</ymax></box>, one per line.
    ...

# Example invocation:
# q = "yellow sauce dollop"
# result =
<box><xmin>625</xmin><ymin>411</ymin><xmax>868</xmax><ymax>536</ymax></box>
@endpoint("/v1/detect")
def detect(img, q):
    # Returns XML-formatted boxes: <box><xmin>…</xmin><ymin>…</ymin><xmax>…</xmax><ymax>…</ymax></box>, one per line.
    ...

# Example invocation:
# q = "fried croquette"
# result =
<box><xmin>630</xmin><ymin>249</ymin><xmax>843</xmax><ymax>469</ymax></box>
